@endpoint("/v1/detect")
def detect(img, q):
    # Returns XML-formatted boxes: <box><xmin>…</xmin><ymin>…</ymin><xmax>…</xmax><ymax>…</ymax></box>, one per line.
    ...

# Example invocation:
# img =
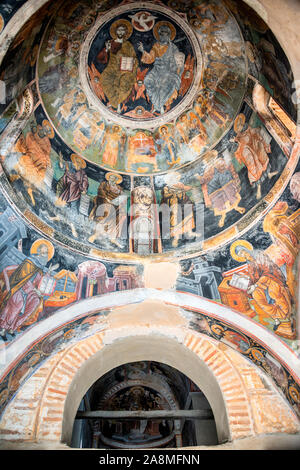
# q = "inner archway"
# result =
<box><xmin>61</xmin><ymin>334</ymin><xmax>231</xmax><ymax>446</ymax></box>
<box><xmin>71</xmin><ymin>360</ymin><xmax>218</xmax><ymax>449</ymax></box>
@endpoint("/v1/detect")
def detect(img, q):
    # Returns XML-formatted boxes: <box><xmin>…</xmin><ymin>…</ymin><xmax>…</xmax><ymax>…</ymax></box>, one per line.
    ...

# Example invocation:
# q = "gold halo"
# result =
<box><xmin>230</xmin><ymin>240</ymin><xmax>253</xmax><ymax>263</ymax></box>
<box><xmin>153</xmin><ymin>21</ymin><xmax>176</xmax><ymax>41</ymax></box>
<box><xmin>190</xmin><ymin>18</ymin><xmax>201</xmax><ymax>30</ymax></box>
<box><xmin>30</xmin><ymin>238</ymin><xmax>55</xmax><ymax>262</ymax></box>
<box><xmin>110</xmin><ymin>19</ymin><xmax>133</xmax><ymax>40</ymax></box>
<box><xmin>71</xmin><ymin>154</ymin><xmax>87</xmax><ymax>169</ymax></box>
<box><xmin>211</xmin><ymin>324</ymin><xmax>225</xmax><ymax>336</ymax></box>
<box><xmin>42</xmin><ymin>119</ymin><xmax>55</xmax><ymax>139</ymax></box>
<box><xmin>251</xmin><ymin>348</ymin><xmax>264</xmax><ymax>361</ymax></box>
<box><xmin>129</xmin><ymin>386</ymin><xmax>144</xmax><ymax>395</ymax></box>
<box><xmin>159</xmin><ymin>125</ymin><xmax>169</xmax><ymax>134</ymax></box>
<box><xmin>105</xmin><ymin>172</ymin><xmax>123</xmax><ymax>184</ymax></box>
<box><xmin>135</xmin><ymin>106</ymin><xmax>145</xmax><ymax>114</ymax></box>
<box><xmin>76</xmin><ymin>91</ymin><xmax>86</xmax><ymax>103</ymax></box>
<box><xmin>289</xmin><ymin>386</ymin><xmax>299</xmax><ymax>402</ymax></box>
<box><xmin>234</xmin><ymin>113</ymin><xmax>246</xmax><ymax>133</ymax></box>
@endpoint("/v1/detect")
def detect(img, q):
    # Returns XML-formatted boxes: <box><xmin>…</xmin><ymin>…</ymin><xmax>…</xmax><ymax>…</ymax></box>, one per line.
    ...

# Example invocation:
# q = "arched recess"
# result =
<box><xmin>0</xmin><ymin>321</ymin><xmax>299</xmax><ymax>447</ymax></box>
<box><xmin>0</xmin><ymin>290</ymin><xmax>299</xmax><ymax>431</ymax></box>
<box><xmin>61</xmin><ymin>334</ymin><xmax>232</xmax><ymax>446</ymax></box>
<box><xmin>0</xmin><ymin>329</ymin><xmax>257</xmax><ymax>446</ymax></box>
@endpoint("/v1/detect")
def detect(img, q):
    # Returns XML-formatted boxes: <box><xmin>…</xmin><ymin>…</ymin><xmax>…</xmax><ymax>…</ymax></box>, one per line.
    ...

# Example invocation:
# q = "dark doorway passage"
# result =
<box><xmin>71</xmin><ymin>361</ymin><xmax>218</xmax><ymax>448</ymax></box>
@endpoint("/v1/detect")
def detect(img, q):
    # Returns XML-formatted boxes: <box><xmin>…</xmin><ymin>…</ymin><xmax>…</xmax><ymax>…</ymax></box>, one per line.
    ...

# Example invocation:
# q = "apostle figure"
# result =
<box><xmin>196</xmin><ymin>150</ymin><xmax>245</xmax><ymax>228</ymax></box>
<box><xmin>176</xmin><ymin>114</ymin><xmax>190</xmax><ymax>144</ymax></box>
<box><xmin>56</xmin><ymin>153</ymin><xmax>89</xmax><ymax>212</ymax></box>
<box><xmin>96</xmin><ymin>19</ymin><xmax>138</xmax><ymax>113</ymax></box>
<box><xmin>0</xmin><ymin>240</ymin><xmax>56</xmax><ymax>339</ymax></box>
<box><xmin>232</xmin><ymin>114</ymin><xmax>277</xmax><ymax>200</ymax></box>
<box><xmin>188</xmin><ymin>112</ymin><xmax>208</xmax><ymax>154</ymax></box>
<box><xmin>194</xmin><ymin>89</ymin><xmax>228</xmax><ymax>128</ymax></box>
<box><xmin>14</xmin><ymin>120</ymin><xmax>54</xmax><ymax>206</ymax></box>
<box><xmin>156</xmin><ymin>125</ymin><xmax>179</xmax><ymax>167</ymax></box>
<box><xmin>230</xmin><ymin>241</ymin><xmax>295</xmax><ymax>340</ymax></box>
<box><xmin>88</xmin><ymin>172</ymin><xmax>126</xmax><ymax>248</ymax></box>
<box><xmin>161</xmin><ymin>174</ymin><xmax>195</xmax><ymax>247</ymax></box>
<box><xmin>101</xmin><ymin>125</ymin><xmax>124</xmax><ymax>168</ymax></box>
<box><xmin>138</xmin><ymin>21</ymin><xmax>185</xmax><ymax>114</ymax></box>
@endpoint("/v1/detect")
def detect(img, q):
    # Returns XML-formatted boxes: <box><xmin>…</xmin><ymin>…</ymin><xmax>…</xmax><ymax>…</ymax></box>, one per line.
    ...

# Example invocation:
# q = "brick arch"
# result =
<box><xmin>183</xmin><ymin>332</ymin><xmax>255</xmax><ymax>440</ymax></box>
<box><xmin>0</xmin><ymin>325</ymin><xmax>298</xmax><ymax>447</ymax></box>
<box><xmin>0</xmin><ymin>328</ymin><xmax>255</xmax><ymax>445</ymax></box>
<box><xmin>59</xmin><ymin>331</ymin><xmax>251</xmax><ymax>445</ymax></box>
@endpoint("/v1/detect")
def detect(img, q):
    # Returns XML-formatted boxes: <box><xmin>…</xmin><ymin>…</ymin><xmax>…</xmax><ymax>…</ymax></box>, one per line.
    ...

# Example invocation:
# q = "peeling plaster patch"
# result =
<box><xmin>143</xmin><ymin>262</ymin><xmax>180</xmax><ymax>290</ymax></box>
<box><xmin>108</xmin><ymin>299</ymin><xmax>188</xmax><ymax>329</ymax></box>
<box><xmin>102</xmin><ymin>327</ymin><xmax>187</xmax><ymax>346</ymax></box>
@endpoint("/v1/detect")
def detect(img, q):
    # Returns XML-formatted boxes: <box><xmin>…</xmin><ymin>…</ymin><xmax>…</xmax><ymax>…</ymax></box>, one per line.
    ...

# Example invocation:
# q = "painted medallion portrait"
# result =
<box><xmin>86</xmin><ymin>6</ymin><xmax>199</xmax><ymax>124</ymax></box>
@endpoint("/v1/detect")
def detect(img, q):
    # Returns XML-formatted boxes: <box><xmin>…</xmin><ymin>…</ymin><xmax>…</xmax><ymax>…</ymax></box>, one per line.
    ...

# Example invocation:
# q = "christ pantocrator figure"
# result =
<box><xmin>138</xmin><ymin>21</ymin><xmax>185</xmax><ymax>114</ymax></box>
<box><xmin>97</xmin><ymin>19</ymin><xmax>138</xmax><ymax>113</ymax></box>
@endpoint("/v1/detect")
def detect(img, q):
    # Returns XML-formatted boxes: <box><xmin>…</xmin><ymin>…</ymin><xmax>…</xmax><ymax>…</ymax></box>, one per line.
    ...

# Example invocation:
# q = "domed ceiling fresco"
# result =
<box><xmin>0</xmin><ymin>0</ymin><xmax>299</xmax><ymax>421</ymax></box>
<box><xmin>0</xmin><ymin>0</ymin><xmax>297</xmax><ymax>259</ymax></box>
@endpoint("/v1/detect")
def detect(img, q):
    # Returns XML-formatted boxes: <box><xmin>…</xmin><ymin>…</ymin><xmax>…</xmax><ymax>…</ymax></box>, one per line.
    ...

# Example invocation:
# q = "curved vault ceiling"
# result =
<box><xmin>0</xmin><ymin>0</ymin><xmax>297</xmax><ymax>261</ymax></box>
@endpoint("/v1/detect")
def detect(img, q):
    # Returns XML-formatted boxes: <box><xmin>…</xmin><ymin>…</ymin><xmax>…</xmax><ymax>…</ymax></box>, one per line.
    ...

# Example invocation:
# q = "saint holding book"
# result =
<box><xmin>0</xmin><ymin>239</ymin><xmax>58</xmax><ymax>339</ymax></box>
<box><xmin>230</xmin><ymin>240</ymin><xmax>295</xmax><ymax>339</ymax></box>
<box><xmin>96</xmin><ymin>19</ymin><xmax>138</xmax><ymax>113</ymax></box>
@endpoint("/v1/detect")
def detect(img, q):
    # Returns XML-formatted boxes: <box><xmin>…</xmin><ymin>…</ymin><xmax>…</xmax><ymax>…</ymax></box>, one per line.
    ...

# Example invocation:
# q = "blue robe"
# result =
<box><xmin>144</xmin><ymin>42</ymin><xmax>184</xmax><ymax>112</ymax></box>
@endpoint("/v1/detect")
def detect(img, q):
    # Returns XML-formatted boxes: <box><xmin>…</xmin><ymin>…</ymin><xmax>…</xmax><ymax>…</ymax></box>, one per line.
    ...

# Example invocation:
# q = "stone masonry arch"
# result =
<box><xmin>0</xmin><ymin>323</ymin><xmax>298</xmax><ymax>447</ymax></box>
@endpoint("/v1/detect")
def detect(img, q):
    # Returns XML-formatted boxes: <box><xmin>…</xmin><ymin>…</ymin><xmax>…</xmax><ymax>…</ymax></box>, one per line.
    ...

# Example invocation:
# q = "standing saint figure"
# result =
<box><xmin>156</xmin><ymin>125</ymin><xmax>179</xmax><ymax>167</ymax></box>
<box><xmin>101</xmin><ymin>125</ymin><xmax>125</xmax><ymax>168</ymax></box>
<box><xmin>88</xmin><ymin>172</ymin><xmax>127</xmax><ymax>248</ymax></box>
<box><xmin>14</xmin><ymin>120</ymin><xmax>54</xmax><ymax>206</ymax></box>
<box><xmin>161</xmin><ymin>174</ymin><xmax>195</xmax><ymax>247</ymax></box>
<box><xmin>56</xmin><ymin>153</ymin><xmax>89</xmax><ymax>212</ymax></box>
<box><xmin>96</xmin><ymin>19</ymin><xmax>138</xmax><ymax>113</ymax></box>
<box><xmin>0</xmin><ymin>240</ymin><xmax>56</xmax><ymax>339</ymax></box>
<box><xmin>138</xmin><ymin>21</ymin><xmax>185</xmax><ymax>114</ymax></box>
<box><xmin>232</xmin><ymin>114</ymin><xmax>277</xmax><ymax>200</ymax></box>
